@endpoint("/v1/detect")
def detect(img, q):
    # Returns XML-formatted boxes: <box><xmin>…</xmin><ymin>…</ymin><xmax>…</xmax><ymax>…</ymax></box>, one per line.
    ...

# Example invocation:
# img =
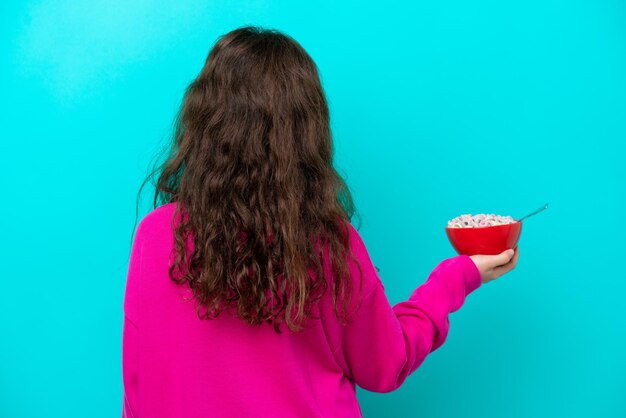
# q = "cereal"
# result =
<box><xmin>447</xmin><ymin>213</ymin><xmax>517</xmax><ymax>228</ymax></box>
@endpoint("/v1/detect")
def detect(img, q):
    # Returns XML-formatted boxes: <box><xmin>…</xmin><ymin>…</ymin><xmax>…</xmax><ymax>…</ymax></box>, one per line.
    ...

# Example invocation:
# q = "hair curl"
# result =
<box><xmin>132</xmin><ymin>25</ymin><xmax>364</xmax><ymax>333</ymax></box>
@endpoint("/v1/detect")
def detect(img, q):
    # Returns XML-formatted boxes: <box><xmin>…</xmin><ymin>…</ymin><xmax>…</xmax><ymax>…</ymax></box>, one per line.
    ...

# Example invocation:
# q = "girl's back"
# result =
<box><xmin>123</xmin><ymin>201</ymin><xmax>483</xmax><ymax>417</ymax></box>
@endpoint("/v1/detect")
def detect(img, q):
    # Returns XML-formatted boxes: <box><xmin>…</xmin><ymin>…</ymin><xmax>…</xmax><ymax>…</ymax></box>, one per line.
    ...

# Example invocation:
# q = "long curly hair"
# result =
<box><xmin>132</xmin><ymin>25</ymin><xmax>364</xmax><ymax>333</ymax></box>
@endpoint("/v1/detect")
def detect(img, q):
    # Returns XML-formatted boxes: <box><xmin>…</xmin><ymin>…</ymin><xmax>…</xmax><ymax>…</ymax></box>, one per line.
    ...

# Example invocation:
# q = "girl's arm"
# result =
<box><xmin>122</xmin><ymin>317</ymin><xmax>139</xmax><ymax>417</ymax></box>
<box><xmin>322</xmin><ymin>224</ymin><xmax>482</xmax><ymax>393</ymax></box>
<box><xmin>122</xmin><ymin>225</ymin><xmax>144</xmax><ymax>417</ymax></box>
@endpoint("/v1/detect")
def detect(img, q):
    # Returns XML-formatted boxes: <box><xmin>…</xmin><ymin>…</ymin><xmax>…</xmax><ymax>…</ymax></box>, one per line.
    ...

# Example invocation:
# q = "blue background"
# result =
<box><xmin>1</xmin><ymin>1</ymin><xmax>625</xmax><ymax>417</ymax></box>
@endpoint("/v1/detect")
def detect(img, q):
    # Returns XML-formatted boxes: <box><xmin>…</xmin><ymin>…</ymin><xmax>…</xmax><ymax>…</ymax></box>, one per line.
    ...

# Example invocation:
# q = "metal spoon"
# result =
<box><xmin>516</xmin><ymin>203</ymin><xmax>549</xmax><ymax>223</ymax></box>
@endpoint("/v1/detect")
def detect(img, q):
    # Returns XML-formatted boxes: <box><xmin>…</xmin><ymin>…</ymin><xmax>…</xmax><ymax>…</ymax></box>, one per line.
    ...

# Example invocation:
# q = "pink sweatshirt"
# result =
<box><xmin>122</xmin><ymin>202</ymin><xmax>482</xmax><ymax>417</ymax></box>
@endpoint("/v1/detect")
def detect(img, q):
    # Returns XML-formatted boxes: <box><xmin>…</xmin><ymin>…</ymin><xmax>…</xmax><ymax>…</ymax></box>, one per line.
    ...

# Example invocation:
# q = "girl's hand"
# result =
<box><xmin>469</xmin><ymin>247</ymin><xmax>519</xmax><ymax>284</ymax></box>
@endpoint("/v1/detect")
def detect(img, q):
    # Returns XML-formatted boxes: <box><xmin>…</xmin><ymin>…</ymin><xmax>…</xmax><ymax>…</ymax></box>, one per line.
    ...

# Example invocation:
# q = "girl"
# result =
<box><xmin>122</xmin><ymin>25</ymin><xmax>519</xmax><ymax>418</ymax></box>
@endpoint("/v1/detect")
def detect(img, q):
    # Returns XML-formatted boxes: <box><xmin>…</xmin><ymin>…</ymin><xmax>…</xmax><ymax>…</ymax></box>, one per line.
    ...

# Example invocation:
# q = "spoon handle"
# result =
<box><xmin>516</xmin><ymin>203</ymin><xmax>549</xmax><ymax>223</ymax></box>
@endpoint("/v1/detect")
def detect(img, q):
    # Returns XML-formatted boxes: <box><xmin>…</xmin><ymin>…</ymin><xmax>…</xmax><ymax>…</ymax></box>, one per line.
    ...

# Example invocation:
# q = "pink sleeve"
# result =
<box><xmin>122</xmin><ymin>225</ymin><xmax>144</xmax><ymax>418</ymax></box>
<box><xmin>322</xmin><ymin>223</ymin><xmax>482</xmax><ymax>393</ymax></box>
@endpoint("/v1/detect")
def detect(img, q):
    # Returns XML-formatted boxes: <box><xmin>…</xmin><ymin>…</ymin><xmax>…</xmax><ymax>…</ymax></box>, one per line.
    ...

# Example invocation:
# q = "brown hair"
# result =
<box><xmin>133</xmin><ymin>25</ymin><xmax>363</xmax><ymax>333</ymax></box>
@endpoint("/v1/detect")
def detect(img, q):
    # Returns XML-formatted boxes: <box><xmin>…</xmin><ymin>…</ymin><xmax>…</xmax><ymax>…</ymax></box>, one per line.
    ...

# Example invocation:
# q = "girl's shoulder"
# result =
<box><xmin>135</xmin><ymin>202</ymin><xmax>179</xmax><ymax>241</ymax></box>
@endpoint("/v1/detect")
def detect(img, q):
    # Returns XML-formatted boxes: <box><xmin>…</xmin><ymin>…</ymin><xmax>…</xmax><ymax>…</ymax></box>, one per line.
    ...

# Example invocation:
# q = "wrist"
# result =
<box><xmin>458</xmin><ymin>255</ymin><xmax>482</xmax><ymax>295</ymax></box>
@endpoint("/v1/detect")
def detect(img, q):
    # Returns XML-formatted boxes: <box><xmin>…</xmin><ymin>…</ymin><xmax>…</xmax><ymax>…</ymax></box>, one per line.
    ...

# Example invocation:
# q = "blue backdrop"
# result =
<box><xmin>1</xmin><ymin>1</ymin><xmax>625</xmax><ymax>417</ymax></box>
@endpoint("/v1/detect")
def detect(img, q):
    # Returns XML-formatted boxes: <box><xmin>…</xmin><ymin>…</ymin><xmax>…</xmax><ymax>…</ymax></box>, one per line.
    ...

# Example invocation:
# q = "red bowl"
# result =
<box><xmin>445</xmin><ymin>222</ymin><xmax>522</xmax><ymax>256</ymax></box>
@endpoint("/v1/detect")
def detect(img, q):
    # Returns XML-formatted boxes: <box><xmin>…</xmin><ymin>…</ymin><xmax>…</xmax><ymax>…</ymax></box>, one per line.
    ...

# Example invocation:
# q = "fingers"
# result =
<box><xmin>511</xmin><ymin>246</ymin><xmax>519</xmax><ymax>264</ymax></box>
<box><xmin>487</xmin><ymin>248</ymin><xmax>516</xmax><ymax>269</ymax></box>
<box><xmin>492</xmin><ymin>262</ymin><xmax>514</xmax><ymax>277</ymax></box>
<box><xmin>491</xmin><ymin>247</ymin><xmax>519</xmax><ymax>277</ymax></box>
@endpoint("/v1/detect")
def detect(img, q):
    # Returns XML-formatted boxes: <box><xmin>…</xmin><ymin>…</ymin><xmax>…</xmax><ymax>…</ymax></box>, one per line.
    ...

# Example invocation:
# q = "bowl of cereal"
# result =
<box><xmin>445</xmin><ymin>213</ymin><xmax>522</xmax><ymax>256</ymax></box>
